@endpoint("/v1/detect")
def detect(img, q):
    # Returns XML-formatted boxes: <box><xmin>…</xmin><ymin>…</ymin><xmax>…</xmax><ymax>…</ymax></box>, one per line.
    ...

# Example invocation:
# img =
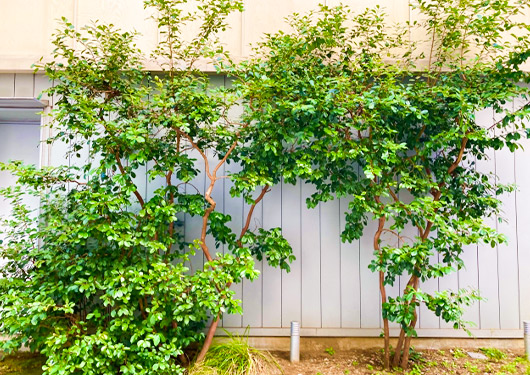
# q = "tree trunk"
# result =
<box><xmin>392</xmin><ymin>328</ymin><xmax>406</xmax><ymax>367</ymax></box>
<box><xmin>400</xmin><ymin>335</ymin><xmax>413</xmax><ymax>369</ymax></box>
<box><xmin>380</xmin><ymin>270</ymin><xmax>390</xmax><ymax>369</ymax></box>
<box><xmin>195</xmin><ymin>186</ymin><xmax>269</xmax><ymax>362</ymax></box>
<box><xmin>196</xmin><ymin>314</ymin><xmax>220</xmax><ymax>362</ymax></box>
<box><xmin>373</xmin><ymin>207</ymin><xmax>389</xmax><ymax>369</ymax></box>
<box><xmin>400</xmin><ymin>276</ymin><xmax>419</xmax><ymax>370</ymax></box>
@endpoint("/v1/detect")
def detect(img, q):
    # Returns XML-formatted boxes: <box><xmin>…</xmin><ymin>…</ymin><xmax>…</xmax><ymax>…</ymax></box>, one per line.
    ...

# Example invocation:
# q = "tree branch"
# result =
<box><xmin>237</xmin><ymin>185</ymin><xmax>270</xmax><ymax>246</ymax></box>
<box><xmin>374</xmin><ymin>196</ymin><xmax>390</xmax><ymax>370</ymax></box>
<box><xmin>113</xmin><ymin>150</ymin><xmax>145</xmax><ymax>208</ymax></box>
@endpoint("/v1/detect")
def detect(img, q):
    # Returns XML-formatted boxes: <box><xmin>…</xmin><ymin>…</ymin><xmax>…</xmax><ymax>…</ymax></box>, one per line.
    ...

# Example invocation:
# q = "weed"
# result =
<box><xmin>351</xmin><ymin>360</ymin><xmax>359</xmax><ymax>366</ymax></box>
<box><xmin>479</xmin><ymin>347</ymin><xmax>507</xmax><ymax>361</ymax></box>
<box><xmin>366</xmin><ymin>364</ymin><xmax>374</xmax><ymax>370</ymax></box>
<box><xmin>343</xmin><ymin>370</ymin><xmax>351</xmax><ymax>374</ymax></box>
<box><xmin>408</xmin><ymin>346</ymin><xmax>423</xmax><ymax>363</ymax></box>
<box><xmin>325</xmin><ymin>347</ymin><xmax>335</xmax><ymax>356</ymax></box>
<box><xmin>514</xmin><ymin>356</ymin><xmax>529</xmax><ymax>364</ymax></box>
<box><xmin>407</xmin><ymin>364</ymin><xmax>423</xmax><ymax>375</ymax></box>
<box><xmin>437</xmin><ymin>349</ymin><xmax>446</xmax><ymax>356</ymax></box>
<box><xmin>464</xmin><ymin>361</ymin><xmax>479</xmax><ymax>373</ymax></box>
<box><xmin>452</xmin><ymin>348</ymin><xmax>466</xmax><ymax>359</ymax></box>
<box><xmin>500</xmin><ymin>361</ymin><xmax>517</xmax><ymax>374</ymax></box>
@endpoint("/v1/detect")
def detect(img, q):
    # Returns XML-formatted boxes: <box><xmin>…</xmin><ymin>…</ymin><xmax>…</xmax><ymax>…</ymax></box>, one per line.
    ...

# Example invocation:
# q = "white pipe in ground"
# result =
<box><xmin>523</xmin><ymin>320</ymin><xmax>530</xmax><ymax>360</ymax></box>
<box><xmin>290</xmin><ymin>321</ymin><xmax>300</xmax><ymax>363</ymax></box>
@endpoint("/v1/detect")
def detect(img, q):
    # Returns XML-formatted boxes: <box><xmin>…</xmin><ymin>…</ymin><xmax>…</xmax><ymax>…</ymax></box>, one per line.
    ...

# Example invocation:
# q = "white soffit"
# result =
<box><xmin>0</xmin><ymin>97</ymin><xmax>46</xmax><ymax>125</ymax></box>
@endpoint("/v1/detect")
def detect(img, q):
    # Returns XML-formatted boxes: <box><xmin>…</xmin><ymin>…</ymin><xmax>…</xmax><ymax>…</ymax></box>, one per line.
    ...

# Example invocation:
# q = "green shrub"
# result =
<box><xmin>236</xmin><ymin>0</ymin><xmax>530</xmax><ymax>370</ymax></box>
<box><xmin>0</xmin><ymin>0</ymin><xmax>294</xmax><ymax>374</ymax></box>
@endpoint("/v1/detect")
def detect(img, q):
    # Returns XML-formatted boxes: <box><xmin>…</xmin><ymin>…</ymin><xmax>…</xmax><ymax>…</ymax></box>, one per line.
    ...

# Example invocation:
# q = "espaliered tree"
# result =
<box><xmin>0</xmin><ymin>0</ymin><xmax>293</xmax><ymax>374</ymax></box>
<box><xmin>234</xmin><ymin>0</ymin><xmax>530</xmax><ymax>370</ymax></box>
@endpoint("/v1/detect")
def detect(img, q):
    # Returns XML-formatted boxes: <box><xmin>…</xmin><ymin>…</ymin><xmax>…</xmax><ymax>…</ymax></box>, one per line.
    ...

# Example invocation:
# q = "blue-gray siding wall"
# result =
<box><xmin>1</xmin><ymin>73</ymin><xmax>528</xmax><ymax>338</ymax></box>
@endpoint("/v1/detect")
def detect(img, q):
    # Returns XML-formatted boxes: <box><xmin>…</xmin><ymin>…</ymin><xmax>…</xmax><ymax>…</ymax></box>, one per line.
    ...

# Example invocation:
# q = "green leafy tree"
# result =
<box><xmin>0</xmin><ymin>0</ymin><xmax>293</xmax><ymax>374</ymax></box>
<box><xmin>235</xmin><ymin>0</ymin><xmax>530</xmax><ymax>370</ymax></box>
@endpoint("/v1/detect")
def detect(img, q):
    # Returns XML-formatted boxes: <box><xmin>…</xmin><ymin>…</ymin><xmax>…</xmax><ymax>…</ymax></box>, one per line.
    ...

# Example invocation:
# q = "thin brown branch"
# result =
<box><xmin>388</xmin><ymin>186</ymin><xmax>425</xmax><ymax>239</ymax></box>
<box><xmin>138</xmin><ymin>297</ymin><xmax>147</xmax><ymax>320</ymax></box>
<box><xmin>113</xmin><ymin>151</ymin><xmax>145</xmax><ymax>208</ymax></box>
<box><xmin>65</xmin><ymin>179</ymin><xmax>87</xmax><ymax>186</ymax></box>
<box><xmin>200</xmin><ymin>179</ymin><xmax>216</xmax><ymax>263</ymax></box>
<box><xmin>179</xmin><ymin>131</ymin><xmax>213</xmax><ymax>180</ymax></box>
<box><xmin>447</xmin><ymin>136</ymin><xmax>468</xmax><ymax>175</ymax></box>
<box><xmin>422</xmin><ymin>134</ymin><xmax>469</xmax><ymax>240</ymax></box>
<box><xmin>175</xmin><ymin>182</ymin><xmax>201</xmax><ymax>195</ymax></box>
<box><xmin>166</xmin><ymin>169</ymin><xmax>175</xmax><ymax>256</ymax></box>
<box><xmin>487</xmin><ymin>100</ymin><xmax>530</xmax><ymax>130</ymax></box>
<box><xmin>213</xmin><ymin>141</ymin><xmax>237</xmax><ymax>177</ymax></box>
<box><xmin>381</xmin><ymin>228</ymin><xmax>409</xmax><ymax>245</ymax></box>
<box><xmin>237</xmin><ymin>185</ymin><xmax>270</xmax><ymax>246</ymax></box>
<box><xmin>388</xmin><ymin>187</ymin><xmax>400</xmax><ymax>203</ymax></box>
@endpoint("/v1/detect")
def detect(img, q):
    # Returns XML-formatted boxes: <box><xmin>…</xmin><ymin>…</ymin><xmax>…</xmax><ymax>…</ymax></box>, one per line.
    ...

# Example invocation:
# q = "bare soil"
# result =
<box><xmin>271</xmin><ymin>348</ymin><xmax>529</xmax><ymax>375</ymax></box>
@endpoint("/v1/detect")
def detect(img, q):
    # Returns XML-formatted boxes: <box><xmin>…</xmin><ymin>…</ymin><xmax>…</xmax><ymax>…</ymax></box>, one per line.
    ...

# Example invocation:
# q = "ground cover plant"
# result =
<box><xmin>0</xmin><ymin>0</ymin><xmax>293</xmax><ymax>374</ymax></box>
<box><xmin>235</xmin><ymin>0</ymin><xmax>530</xmax><ymax>370</ymax></box>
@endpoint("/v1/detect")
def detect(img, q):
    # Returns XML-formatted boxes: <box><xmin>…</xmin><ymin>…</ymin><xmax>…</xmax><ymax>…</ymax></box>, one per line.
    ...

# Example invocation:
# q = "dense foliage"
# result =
<box><xmin>234</xmin><ymin>0</ymin><xmax>530</xmax><ymax>369</ymax></box>
<box><xmin>2</xmin><ymin>0</ymin><xmax>530</xmax><ymax>372</ymax></box>
<box><xmin>0</xmin><ymin>1</ymin><xmax>293</xmax><ymax>374</ymax></box>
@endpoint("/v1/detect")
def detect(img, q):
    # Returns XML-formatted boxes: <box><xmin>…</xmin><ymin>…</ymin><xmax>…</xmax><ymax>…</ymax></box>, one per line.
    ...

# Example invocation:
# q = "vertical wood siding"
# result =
<box><xmin>4</xmin><ymin>73</ymin><xmax>528</xmax><ymax>337</ymax></box>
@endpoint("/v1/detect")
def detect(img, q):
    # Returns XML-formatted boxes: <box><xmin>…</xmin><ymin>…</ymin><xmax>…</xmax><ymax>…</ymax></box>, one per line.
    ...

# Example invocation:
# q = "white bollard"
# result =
<box><xmin>290</xmin><ymin>321</ymin><xmax>300</xmax><ymax>363</ymax></box>
<box><xmin>523</xmin><ymin>320</ymin><xmax>530</xmax><ymax>360</ymax></box>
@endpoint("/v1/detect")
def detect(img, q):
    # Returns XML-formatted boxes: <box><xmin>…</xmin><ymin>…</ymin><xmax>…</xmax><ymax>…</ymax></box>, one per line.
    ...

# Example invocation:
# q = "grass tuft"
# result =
<box><xmin>188</xmin><ymin>329</ymin><xmax>282</xmax><ymax>375</ymax></box>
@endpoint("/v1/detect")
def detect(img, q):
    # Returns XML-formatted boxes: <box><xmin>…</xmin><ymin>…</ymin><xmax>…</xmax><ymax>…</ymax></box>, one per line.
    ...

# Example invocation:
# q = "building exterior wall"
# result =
<box><xmin>0</xmin><ymin>0</ymin><xmax>413</xmax><ymax>72</ymax></box>
<box><xmin>0</xmin><ymin>73</ymin><xmax>528</xmax><ymax>338</ymax></box>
